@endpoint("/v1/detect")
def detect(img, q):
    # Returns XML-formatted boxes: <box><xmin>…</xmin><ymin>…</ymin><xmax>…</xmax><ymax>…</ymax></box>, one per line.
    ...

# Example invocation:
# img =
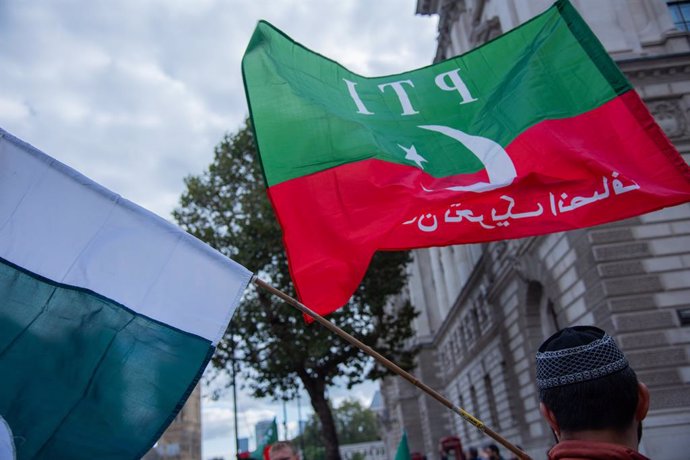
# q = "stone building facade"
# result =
<box><xmin>143</xmin><ymin>384</ymin><xmax>202</xmax><ymax>460</ymax></box>
<box><xmin>378</xmin><ymin>1</ymin><xmax>690</xmax><ymax>459</ymax></box>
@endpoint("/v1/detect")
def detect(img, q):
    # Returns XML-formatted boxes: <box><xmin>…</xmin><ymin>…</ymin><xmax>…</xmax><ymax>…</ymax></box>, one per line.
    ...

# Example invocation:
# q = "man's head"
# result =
<box><xmin>268</xmin><ymin>441</ymin><xmax>299</xmax><ymax>460</ymax></box>
<box><xmin>479</xmin><ymin>443</ymin><xmax>500</xmax><ymax>460</ymax></box>
<box><xmin>535</xmin><ymin>326</ymin><xmax>649</xmax><ymax>447</ymax></box>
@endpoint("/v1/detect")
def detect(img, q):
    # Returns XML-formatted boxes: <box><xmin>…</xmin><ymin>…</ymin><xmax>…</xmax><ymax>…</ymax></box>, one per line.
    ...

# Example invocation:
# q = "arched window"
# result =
<box><xmin>526</xmin><ymin>281</ymin><xmax>559</xmax><ymax>338</ymax></box>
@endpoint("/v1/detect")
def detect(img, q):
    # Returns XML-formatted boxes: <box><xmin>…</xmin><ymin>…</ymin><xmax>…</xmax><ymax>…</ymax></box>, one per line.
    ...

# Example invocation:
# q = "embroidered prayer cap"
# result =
<box><xmin>535</xmin><ymin>326</ymin><xmax>629</xmax><ymax>390</ymax></box>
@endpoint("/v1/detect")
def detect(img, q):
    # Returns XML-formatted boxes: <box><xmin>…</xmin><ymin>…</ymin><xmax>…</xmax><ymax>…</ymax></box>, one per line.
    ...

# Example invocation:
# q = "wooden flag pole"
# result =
<box><xmin>253</xmin><ymin>277</ymin><xmax>531</xmax><ymax>460</ymax></box>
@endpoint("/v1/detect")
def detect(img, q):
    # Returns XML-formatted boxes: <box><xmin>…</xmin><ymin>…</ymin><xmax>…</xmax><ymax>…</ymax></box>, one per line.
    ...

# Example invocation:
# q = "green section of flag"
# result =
<box><xmin>242</xmin><ymin>0</ymin><xmax>631</xmax><ymax>187</ymax></box>
<box><xmin>394</xmin><ymin>432</ymin><xmax>411</xmax><ymax>460</ymax></box>
<box><xmin>556</xmin><ymin>0</ymin><xmax>630</xmax><ymax>95</ymax></box>
<box><xmin>0</xmin><ymin>257</ymin><xmax>212</xmax><ymax>459</ymax></box>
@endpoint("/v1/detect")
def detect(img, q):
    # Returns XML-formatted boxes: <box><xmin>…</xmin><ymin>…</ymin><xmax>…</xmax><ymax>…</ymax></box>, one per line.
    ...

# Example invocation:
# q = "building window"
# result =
<box><xmin>545</xmin><ymin>300</ymin><xmax>559</xmax><ymax>333</ymax></box>
<box><xmin>526</xmin><ymin>280</ymin><xmax>559</xmax><ymax>339</ymax></box>
<box><xmin>469</xmin><ymin>384</ymin><xmax>479</xmax><ymax>418</ymax></box>
<box><xmin>678</xmin><ymin>307</ymin><xmax>690</xmax><ymax>326</ymax></box>
<box><xmin>668</xmin><ymin>2</ymin><xmax>690</xmax><ymax>31</ymax></box>
<box><xmin>484</xmin><ymin>374</ymin><xmax>499</xmax><ymax>429</ymax></box>
<box><xmin>457</xmin><ymin>386</ymin><xmax>468</xmax><ymax>440</ymax></box>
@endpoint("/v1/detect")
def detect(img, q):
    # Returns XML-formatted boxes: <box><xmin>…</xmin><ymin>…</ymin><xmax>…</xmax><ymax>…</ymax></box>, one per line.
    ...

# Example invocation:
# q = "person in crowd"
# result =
<box><xmin>466</xmin><ymin>446</ymin><xmax>479</xmax><ymax>460</ymax></box>
<box><xmin>506</xmin><ymin>445</ymin><xmax>523</xmax><ymax>460</ymax></box>
<box><xmin>479</xmin><ymin>443</ymin><xmax>503</xmax><ymax>460</ymax></box>
<box><xmin>535</xmin><ymin>326</ymin><xmax>650</xmax><ymax>459</ymax></box>
<box><xmin>268</xmin><ymin>441</ymin><xmax>300</xmax><ymax>460</ymax></box>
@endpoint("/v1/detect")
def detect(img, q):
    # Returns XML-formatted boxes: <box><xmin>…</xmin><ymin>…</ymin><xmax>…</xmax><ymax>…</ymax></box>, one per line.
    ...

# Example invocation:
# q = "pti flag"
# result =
<box><xmin>242</xmin><ymin>0</ymin><xmax>690</xmax><ymax>317</ymax></box>
<box><xmin>0</xmin><ymin>128</ymin><xmax>252</xmax><ymax>458</ymax></box>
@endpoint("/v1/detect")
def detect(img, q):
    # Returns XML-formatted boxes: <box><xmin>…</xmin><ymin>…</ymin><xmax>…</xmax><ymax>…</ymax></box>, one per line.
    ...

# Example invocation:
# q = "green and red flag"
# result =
<box><xmin>242</xmin><ymin>0</ymin><xmax>690</xmax><ymax>317</ymax></box>
<box><xmin>250</xmin><ymin>418</ymin><xmax>278</xmax><ymax>460</ymax></box>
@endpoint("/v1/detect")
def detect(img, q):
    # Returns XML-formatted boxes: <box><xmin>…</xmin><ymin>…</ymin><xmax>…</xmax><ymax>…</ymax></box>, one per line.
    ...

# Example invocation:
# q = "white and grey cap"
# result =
<box><xmin>535</xmin><ymin>326</ymin><xmax>629</xmax><ymax>390</ymax></box>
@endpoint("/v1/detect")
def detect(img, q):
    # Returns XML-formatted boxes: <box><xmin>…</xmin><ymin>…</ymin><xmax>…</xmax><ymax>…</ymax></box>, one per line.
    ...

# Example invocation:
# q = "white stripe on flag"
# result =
<box><xmin>0</xmin><ymin>128</ymin><xmax>251</xmax><ymax>344</ymax></box>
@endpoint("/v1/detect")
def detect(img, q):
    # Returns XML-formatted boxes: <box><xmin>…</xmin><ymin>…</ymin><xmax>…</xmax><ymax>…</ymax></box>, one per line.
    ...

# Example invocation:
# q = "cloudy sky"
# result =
<box><xmin>0</xmin><ymin>1</ymin><xmax>438</xmax><ymax>458</ymax></box>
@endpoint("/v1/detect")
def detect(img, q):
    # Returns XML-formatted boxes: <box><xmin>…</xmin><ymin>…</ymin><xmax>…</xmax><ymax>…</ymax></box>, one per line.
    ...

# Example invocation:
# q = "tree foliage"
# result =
<box><xmin>294</xmin><ymin>399</ymin><xmax>380</xmax><ymax>460</ymax></box>
<box><xmin>173</xmin><ymin>121</ymin><xmax>418</xmax><ymax>460</ymax></box>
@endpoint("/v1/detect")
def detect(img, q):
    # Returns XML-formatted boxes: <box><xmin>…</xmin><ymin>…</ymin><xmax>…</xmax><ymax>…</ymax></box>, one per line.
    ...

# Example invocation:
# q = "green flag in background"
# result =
<box><xmin>395</xmin><ymin>432</ymin><xmax>411</xmax><ymax>460</ymax></box>
<box><xmin>250</xmin><ymin>418</ymin><xmax>278</xmax><ymax>460</ymax></box>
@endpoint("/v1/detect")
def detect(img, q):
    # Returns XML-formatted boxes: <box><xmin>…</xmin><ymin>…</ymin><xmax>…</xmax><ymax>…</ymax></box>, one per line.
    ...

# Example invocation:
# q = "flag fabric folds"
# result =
<box><xmin>0</xmin><ymin>127</ymin><xmax>252</xmax><ymax>459</ymax></box>
<box><xmin>242</xmin><ymin>0</ymin><xmax>690</xmax><ymax>317</ymax></box>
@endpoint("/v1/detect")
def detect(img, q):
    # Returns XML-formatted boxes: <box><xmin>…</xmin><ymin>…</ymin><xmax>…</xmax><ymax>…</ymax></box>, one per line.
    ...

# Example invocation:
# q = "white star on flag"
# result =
<box><xmin>399</xmin><ymin>144</ymin><xmax>427</xmax><ymax>169</ymax></box>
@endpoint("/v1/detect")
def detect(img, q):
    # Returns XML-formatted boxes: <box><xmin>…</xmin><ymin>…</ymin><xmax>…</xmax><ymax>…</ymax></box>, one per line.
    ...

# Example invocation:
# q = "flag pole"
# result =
<box><xmin>252</xmin><ymin>277</ymin><xmax>531</xmax><ymax>460</ymax></box>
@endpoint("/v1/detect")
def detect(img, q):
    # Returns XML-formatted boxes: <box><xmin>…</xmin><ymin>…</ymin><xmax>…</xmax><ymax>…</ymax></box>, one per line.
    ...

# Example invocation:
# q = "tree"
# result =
<box><xmin>173</xmin><ymin>121</ymin><xmax>418</xmax><ymax>460</ymax></box>
<box><xmin>334</xmin><ymin>399</ymin><xmax>381</xmax><ymax>445</ymax></box>
<box><xmin>295</xmin><ymin>398</ymin><xmax>380</xmax><ymax>460</ymax></box>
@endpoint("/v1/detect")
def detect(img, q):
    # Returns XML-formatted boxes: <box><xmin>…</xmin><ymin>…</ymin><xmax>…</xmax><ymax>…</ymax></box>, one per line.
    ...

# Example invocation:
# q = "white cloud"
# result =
<box><xmin>1</xmin><ymin>2</ymin><xmax>437</xmax><ymax>459</ymax></box>
<box><xmin>1</xmin><ymin>1</ymin><xmax>437</xmax><ymax>217</ymax></box>
<box><xmin>0</xmin><ymin>97</ymin><xmax>31</xmax><ymax>121</ymax></box>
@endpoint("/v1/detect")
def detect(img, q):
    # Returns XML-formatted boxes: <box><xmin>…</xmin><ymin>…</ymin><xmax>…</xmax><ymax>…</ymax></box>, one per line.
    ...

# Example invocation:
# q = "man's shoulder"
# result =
<box><xmin>547</xmin><ymin>440</ymin><xmax>650</xmax><ymax>460</ymax></box>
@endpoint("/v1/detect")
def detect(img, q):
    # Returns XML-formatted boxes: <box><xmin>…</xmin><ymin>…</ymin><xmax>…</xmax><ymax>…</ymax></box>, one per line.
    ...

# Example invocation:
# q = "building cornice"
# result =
<box><xmin>617</xmin><ymin>51</ymin><xmax>690</xmax><ymax>81</ymax></box>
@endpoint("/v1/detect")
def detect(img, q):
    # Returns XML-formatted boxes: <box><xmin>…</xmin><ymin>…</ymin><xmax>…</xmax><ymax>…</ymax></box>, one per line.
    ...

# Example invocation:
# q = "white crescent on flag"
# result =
<box><xmin>419</xmin><ymin>125</ymin><xmax>517</xmax><ymax>193</ymax></box>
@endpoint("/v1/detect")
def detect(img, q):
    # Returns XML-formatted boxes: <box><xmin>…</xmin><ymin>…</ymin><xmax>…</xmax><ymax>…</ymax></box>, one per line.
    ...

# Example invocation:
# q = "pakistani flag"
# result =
<box><xmin>0</xmin><ymin>128</ymin><xmax>252</xmax><ymax>458</ymax></box>
<box><xmin>242</xmin><ymin>0</ymin><xmax>690</xmax><ymax>317</ymax></box>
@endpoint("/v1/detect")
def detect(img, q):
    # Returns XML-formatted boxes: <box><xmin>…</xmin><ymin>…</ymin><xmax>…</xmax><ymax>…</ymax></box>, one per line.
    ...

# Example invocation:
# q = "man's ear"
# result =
<box><xmin>636</xmin><ymin>382</ymin><xmax>650</xmax><ymax>422</ymax></box>
<box><xmin>539</xmin><ymin>402</ymin><xmax>560</xmax><ymax>439</ymax></box>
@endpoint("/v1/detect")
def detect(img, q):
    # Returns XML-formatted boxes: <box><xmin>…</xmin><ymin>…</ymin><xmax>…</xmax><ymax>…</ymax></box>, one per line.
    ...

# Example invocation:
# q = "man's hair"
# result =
<box><xmin>269</xmin><ymin>441</ymin><xmax>297</xmax><ymax>456</ymax></box>
<box><xmin>537</xmin><ymin>326</ymin><xmax>639</xmax><ymax>432</ymax></box>
<box><xmin>482</xmin><ymin>443</ymin><xmax>500</xmax><ymax>455</ymax></box>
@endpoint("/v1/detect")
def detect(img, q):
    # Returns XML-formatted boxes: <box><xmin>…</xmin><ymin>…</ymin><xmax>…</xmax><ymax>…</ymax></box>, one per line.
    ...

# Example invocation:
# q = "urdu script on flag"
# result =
<box><xmin>242</xmin><ymin>0</ymin><xmax>690</xmax><ymax>317</ymax></box>
<box><xmin>0</xmin><ymin>128</ymin><xmax>252</xmax><ymax>458</ymax></box>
